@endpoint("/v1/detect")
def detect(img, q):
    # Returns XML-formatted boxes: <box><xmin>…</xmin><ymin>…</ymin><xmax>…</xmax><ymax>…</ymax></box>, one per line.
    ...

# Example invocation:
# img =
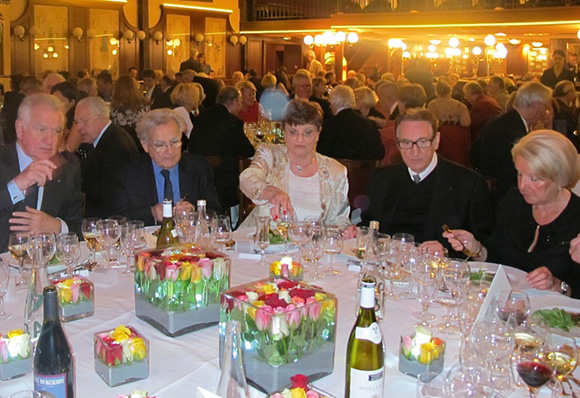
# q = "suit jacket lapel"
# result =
<box><xmin>381</xmin><ymin>165</ymin><xmax>405</xmax><ymax>231</ymax></box>
<box><xmin>425</xmin><ymin>160</ymin><xmax>448</xmax><ymax>240</ymax></box>
<box><xmin>143</xmin><ymin>158</ymin><xmax>160</xmax><ymax>205</ymax></box>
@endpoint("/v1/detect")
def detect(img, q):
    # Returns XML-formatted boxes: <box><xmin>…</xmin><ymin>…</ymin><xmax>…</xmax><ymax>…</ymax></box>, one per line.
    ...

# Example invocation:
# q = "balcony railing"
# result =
<box><xmin>245</xmin><ymin>0</ymin><xmax>579</xmax><ymax>21</ymax></box>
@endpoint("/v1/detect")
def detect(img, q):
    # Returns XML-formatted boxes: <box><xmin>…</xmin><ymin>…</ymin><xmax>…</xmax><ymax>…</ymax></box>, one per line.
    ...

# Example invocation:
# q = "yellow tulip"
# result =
<box><xmin>291</xmin><ymin>388</ymin><xmax>307</xmax><ymax>398</ymax></box>
<box><xmin>111</xmin><ymin>325</ymin><xmax>132</xmax><ymax>342</ymax></box>
<box><xmin>261</xmin><ymin>283</ymin><xmax>276</xmax><ymax>295</ymax></box>
<box><xmin>190</xmin><ymin>264</ymin><xmax>202</xmax><ymax>283</ymax></box>
<box><xmin>180</xmin><ymin>263</ymin><xmax>192</xmax><ymax>281</ymax></box>
<box><xmin>7</xmin><ymin>329</ymin><xmax>24</xmax><ymax>339</ymax></box>
<box><xmin>131</xmin><ymin>337</ymin><xmax>147</xmax><ymax>360</ymax></box>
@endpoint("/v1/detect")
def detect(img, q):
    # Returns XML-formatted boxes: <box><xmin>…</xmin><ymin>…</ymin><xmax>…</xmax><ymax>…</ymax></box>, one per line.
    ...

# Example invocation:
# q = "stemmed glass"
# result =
<box><xmin>0</xmin><ymin>259</ymin><xmax>12</xmax><ymax>320</ymax></box>
<box><xmin>309</xmin><ymin>229</ymin><xmax>325</xmax><ymax>280</ymax></box>
<box><xmin>288</xmin><ymin>221</ymin><xmax>309</xmax><ymax>253</ymax></box>
<box><xmin>323</xmin><ymin>226</ymin><xmax>342</xmax><ymax>276</ymax></box>
<box><xmin>392</xmin><ymin>233</ymin><xmax>415</xmax><ymax>299</ymax></box>
<box><xmin>411</xmin><ymin>257</ymin><xmax>441</xmax><ymax>326</ymax></box>
<box><xmin>254</xmin><ymin>216</ymin><xmax>270</xmax><ymax>266</ymax></box>
<box><xmin>276</xmin><ymin>212</ymin><xmax>296</xmax><ymax>255</ymax></box>
<box><xmin>121</xmin><ymin>220</ymin><xmax>146</xmax><ymax>276</ymax></box>
<box><xmin>495</xmin><ymin>290</ymin><xmax>531</xmax><ymax>326</ymax></box>
<box><xmin>516</xmin><ymin>339</ymin><xmax>556</xmax><ymax>398</ymax></box>
<box><xmin>82</xmin><ymin>217</ymin><xmax>101</xmax><ymax>261</ymax></box>
<box><xmin>95</xmin><ymin>219</ymin><xmax>121</xmax><ymax>268</ymax></box>
<box><xmin>175</xmin><ymin>205</ymin><xmax>196</xmax><ymax>243</ymax></box>
<box><xmin>214</xmin><ymin>215</ymin><xmax>233</xmax><ymax>252</ymax></box>
<box><xmin>546</xmin><ymin>333</ymin><xmax>578</xmax><ymax>396</ymax></box>
<box><xmin>56</xmin><ymin>232</ymin><xmax>81</xmax><ymax>276</ymax></box>
<box><xmin>8</xmin><ymin>232</ymin><xmax>30</xmax><ymax>286</ymax></box>
<box><xmin>437</xmin><ymin>259</ymin><xmax>471</xmax><ymax>334</ymax></box>
<box><xmin>27</xmin><ymin>232</ymin><xmax>57</xmax><ymax>266</ymax></box>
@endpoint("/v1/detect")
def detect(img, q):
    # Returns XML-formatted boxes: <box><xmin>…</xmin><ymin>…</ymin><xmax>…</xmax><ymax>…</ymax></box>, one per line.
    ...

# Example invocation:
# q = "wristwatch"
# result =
<box><xmin>560</xmin><ymin>280</ymin><xmax>570</xmax><ymax>296</ymax></box>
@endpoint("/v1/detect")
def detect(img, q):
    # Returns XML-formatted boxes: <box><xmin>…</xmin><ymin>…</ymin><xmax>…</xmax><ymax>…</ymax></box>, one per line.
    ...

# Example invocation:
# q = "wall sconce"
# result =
<box><xmin>87</xmin><ymin>28</ymin><xmax>96</xmax><ymax>40</ymax></box>
<box><xmin>137</xmin><ymin>30</ymin><xmax>146</xmax><ymax>41</ymax></box>
<box><xmin>165</xmin><ymin>32</ymin><xmax>174</xmax><ymax>43</ymax></box>
<box><xmin>194</xmin><ymin>33</ymin><xmax>204</xmax><ymax>45</ymax></box>
<box><xmin>239</xmin><ymin>35</ymin><xmax>247</xmax><ymax>45</ymax></box>
<box><xmin>13</xmin><ymin>25</ymin><xmax>25</xmax><ymax>41</ymax></box>
<box><xmin>153</xmin><ymin>31</ymin><xmax>163</xmax><ymax>44</ymax></box>
<box><xmin>125</xmin><ymin>30</ymin><xmax>135</xmax><ymax>43</ymax></box>
<box><xmin>72</xmin><ymin>27</ymin><xmax>83</xmax><ymax>41</ymax></box>
<box><xmin>29</xmin><ymin>26</ymin><xmax>41</xmax><ymax>38</ymax></box>
<box><xmin>229</xmin><ymin>35</ymin><xmax>239</xmax><ymax>45</ymax></box>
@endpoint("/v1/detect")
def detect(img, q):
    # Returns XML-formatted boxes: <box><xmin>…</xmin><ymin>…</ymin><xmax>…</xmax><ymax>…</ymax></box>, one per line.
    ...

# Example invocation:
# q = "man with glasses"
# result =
<box><xmin>361</xmin><ymin>109</ymin><xmax>492</xmax><ymax>256</ymax></box>
<box><xmin>118</xmin><ymin>108</ymin><xmax>221</xmax><ymax>225</ymax></box>
<box><xmin>291</xmin><ymin>69</ymin><xmax>332</xmax><ymax>119</ymax></box>
<box><xmin>75</xmin><ymin>96</ymin><xmax>138</xmax><ymax>218</ymax></box>
<box><xmin>0</xmin><ymin>93</ymin><xmax>83</xmax><ymax>251</ymax></box>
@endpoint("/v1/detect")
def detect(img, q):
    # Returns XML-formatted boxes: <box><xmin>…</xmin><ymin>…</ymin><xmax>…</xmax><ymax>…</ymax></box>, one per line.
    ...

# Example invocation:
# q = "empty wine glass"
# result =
<box><xmin>323</xmin><ymin>226</ymin><xmax>343</xmax><ymax>276</ymax></box>
<box><xmin>254</xmin><ymin>216</ymin><xmax>270</xmax><ymax>266</ymax></box>
<box><xmin>309</xmin><ymin>229</ymin><xmax>325</xmax><ymax>280</ymax></box>
<box><xmin>411</xmin><ymin>258</ymin><xmax>441</xmax><ymax>326</ymax></box>
<box><xmin>82</xmin><ymin>217</ymin><xmax>101</xmax><ymax>261</ymax></box>
<box><xmin>446</xmin><ymin>364</ymin><xmax>495</xmax><ymax>398</ymax></box>
<box><xmin>95</xmin><ymin>219</ymin><xmax>121</xmax><ymax>268</ymax></box>
<box><xmin>56</xmin><ymin>232</ymin><xmax>81</xmax><ymax>276</ymax></box>
<box><xmin>0</xmin><ymin>259</ymin><xmax>12</xmax><ymax>320</ymax></box>
<box><xmin>516</xmin><ymin>339</ymin><xmax>555</xmax><ymax>398</ymax></box>
<box><xmin>437</xmin><ymin>259</ymin><xmax>471</xmax><ymax>334</ymax></box>
<box><xmin>8</xmin><ymin>232</ymin><xmax>30</xmax><ymax>287</ymax></box>
<box><xmin>175</xmin><ymin>205</ymin><xmax>196</xmax><ymax>243</ymax></box>
<box><xmin>26</xmin><ymin>232</ymin><xmax>56</xmax><ymax>266</ymax></box>
<box><xmin>214</xmin><ymin>215</ymin><xmax>233</xmax><ymax>252</ymax></box>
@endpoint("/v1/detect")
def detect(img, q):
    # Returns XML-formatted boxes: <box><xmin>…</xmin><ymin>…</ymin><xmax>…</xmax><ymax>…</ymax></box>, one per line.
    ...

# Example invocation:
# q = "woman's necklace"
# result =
<box><xmin>291</xmin><ymin>157</ymin><xmax>315</xmax><ymax>173</ymax></box>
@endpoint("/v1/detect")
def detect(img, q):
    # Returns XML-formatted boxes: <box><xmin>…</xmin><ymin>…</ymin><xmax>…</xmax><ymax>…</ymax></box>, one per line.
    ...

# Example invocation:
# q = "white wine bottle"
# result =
<box><xmin>346</xmin><ymin>278</ymin><xmax>385</xmax><ymax>398</ymax></box>
<box><xmin>156</xmin><ymin>199</ymin><xmax>179</xmax><ymax>248</ymax></box>
<box><xmin>34</xmin><ymin>285</ymin><xmax>75</xmax><ymax>397</ymax></box>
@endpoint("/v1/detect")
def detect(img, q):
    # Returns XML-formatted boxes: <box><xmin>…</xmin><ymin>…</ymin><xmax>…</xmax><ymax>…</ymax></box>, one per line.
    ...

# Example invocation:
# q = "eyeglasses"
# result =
<box><xmin>396</xmin><ymin>137</ymin><xmax>435</xmax><ymax>150</ymax></box>
<box><xmin>150</xmin><ymin>139</ymin><xmax>182</xmax><ymax>152</ymax></box>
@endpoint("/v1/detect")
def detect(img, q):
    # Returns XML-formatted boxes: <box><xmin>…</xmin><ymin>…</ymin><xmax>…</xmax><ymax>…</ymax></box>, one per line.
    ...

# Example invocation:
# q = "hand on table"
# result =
<box><xmin>419</xmin><ymin>240</ymin><xmax>446</xmax><ymax>256</ymax></box>
<box><xmin>151</xmin><ymin>204</ymin><xmax>163</xmax><ymax>223</ymax></box>
<box><xmin>10</xmin><ymin>206</ymin><xmax>61</xmax><ymax>234</ymax></box>
<box><xmin>342</xmin><ymin>225</ymin><xmax>356</xmax><ymax>239</ymax></box>
<box><xmin>526</xmin><ymin>266</ymin><xmax>559</xmax><ymax>291</ymax></box>
<box><xmin>569</xmin><ymin>233</ymin><xmax>580</xmax><ymax>263</ymax></box>
<box><xmin>13</xmin><ymin>159</ymin><xmax>58</xmax><ymax>191</ymax></box>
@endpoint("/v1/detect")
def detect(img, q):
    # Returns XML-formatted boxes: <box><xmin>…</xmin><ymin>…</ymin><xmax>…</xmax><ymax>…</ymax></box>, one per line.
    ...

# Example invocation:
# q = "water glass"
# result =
<box><xmin>8</xmin><ymin>232</ymin><xmax>30</xmax><ymax>287</ymax></box>
<box><xmin>254</xmin><ymin>216</ymin><xmax>270</xmax><ymax>266</ymax></box>
<box><xmin>56</xmin><ymin>232</ymin><xmax>81</xmax><ymax>276</ymax></box>
<box><xmin>82</xmin><ymin>217</ymin><xmax>101</xmax><ymax>261</ymax></box>
<box><xmin>95</xmin><ymin>219</ymin><xmax>121</xmax><ymax>268</ymax></box>
<box><xmin>0</xmin><ymin>259</ymin><xmax>12</xmax><ymax>320</ymax></box>
<box><xmin>214</xmin><ymin>215</ymin><xmax>233</xmax><ymax>252</ymax></box>
<box><xmin>323</xmin><ymin>226</ymin><xmax>342</xmax><ymax>276</ymax></box>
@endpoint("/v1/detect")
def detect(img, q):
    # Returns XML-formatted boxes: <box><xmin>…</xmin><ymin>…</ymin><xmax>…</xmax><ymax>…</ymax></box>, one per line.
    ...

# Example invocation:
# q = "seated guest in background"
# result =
<box><xmin>151</xmin><ymin>74</ymin><xmax>176</xmax><ymax>110</ymax></box>
<box><xmin>188</xmin><ymin>86</ymin><xmax>255</xmax><ymax>211</ymax></box>
<box><xmin>110</xmin><ymin>75</ymin><xmax>150</xmax><ymax>152</ymax></box>
<box><xmin>170</xmin><ymin>82</ymin><xmax>201</xmax><ymax>147</ymax></box>
<box><xmin>427</xmin><ymin>80</ymin><xmax>470</xmax><ymax>127</ymax></box>
<box><xmin>374</xmin><ymin>81</ymin><xmax>399</xmax><ymax>120</ymax></box>
<box><xmin>259</xmin><ymin>73</ymin><xmax>288</xmax><ymax>121</ymax></box>
<box><xmin>291</xmin><ymin>69</ymin><xmax>332</xmax><ymax>119</ymax></box>
<box><xmin>96</xmin><ymin>70</ymin><xmax>113</xmax><ymax>103</ymax></box>
<box><xmin>1</xmin><ymin>77</ymin><xmax>42</xmax><ymax>145</ymax></box>
<box><xmin>487</xmin><ymin>76</ymin><xmax>510</xmax><ymax>110</ymax></box>
<box><xmin>116</xmin><ymin>108</ymin><xmax>221</xmax><ymax>225</ymax></box>
<box><xmin>232</xmin><ymin>71</ymin><xmax>245</xmax><ymax>85</ymax></box>
<box><xmin>75</xmin><ymin>97</ymin><xmax>138</xmax><ymax>218</ymax></box>
<box><xmin>42</xmin><ymin>73</ymin><xmax>65</xmax><ymax>94</ymax></box>
<box><xmin>552</xmin><ymin>80</ymin><xmax>580</xmax><ymax>151</ymax></box>
<box><xmin>51</xmin><ymin>81</ymin><xmax>82</xmax><ymax>156</ymax></box>
<box><xmin>239</xmin><ymin>98</ymin><xmax>352</xmax><ymax>233</ymax></box>
<box><xmin>354</xmin><ymin>86</ymin><xmax>385</xmax><ymax>128</ymax></box>
<box><xmin>362</xmin><ymin>109</ymin><xmax>492</xmax><ymax>257</ymax></box>
<box><xmin>142</xmin><ymin>69</ymin><xmax>162</xmax><ymax>103</ymax></box>
<box><xmin>182</xmin><ymin>69</ymin><xmax>220</xmax><ymax>109</ymax></box>
<box><xmin>78</xmin><ymin>77</ymin><xmax>98</xmax><ymax>98</ymax></box>
<box><xmin>317</xmin><ymin>85</ymin><xmax>384</xmax><ymax>161</ymax></box>
<box><xmin>0</xmin><ymin>93</ymin><xmax>83</xmax><ymax>252</ymax></box>
<box><xmin>311</xmin><ymin>77</ymin><xmax>327</xmax><ymax>100</ymax></box>
<box><xmin>463</xmin><ymin>81</ymin><xmax>503</xmax><ymax>142</ymax></box>
<box><xmin>445</xmin><ymin>130</ymin><xmax>580</xmax><ymax>298</ymax></box>
<box><xmin>476</xmin><ymin>82</ymin><xmax>553</xmax><ymax>207</ymax></box>
<box><xmin>236</xmin><ymin>81</ymin><xmax>263</xmax><ymax>124</ymax></box>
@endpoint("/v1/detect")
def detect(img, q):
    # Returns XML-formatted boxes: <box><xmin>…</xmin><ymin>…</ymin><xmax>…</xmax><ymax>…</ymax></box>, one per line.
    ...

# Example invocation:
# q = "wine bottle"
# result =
<box><xmin>194</xmin><ymin>199</ymin><xmax>210</xmax><ymax>246</ymax></box>
<box><xmin>24</xmin><ymin>239</ymin><xmax>50</xmax><ymax>343</ymax></box>
<box><xmin>156</xmin><ymin>199</ymin><xmax>179</xmax><ymax>248</ymax></box>
<box><xmin>34</xmin><ymin>285</ymin><xmax>75</xmax><ymax>398</ymax></box>
<box><xmin>346</xmin><ymin>278</ymin><xmax>385</xmax><ymax>398</ymax></box>
<box><xmin>216</xmin><ymin>320</ymin><xmax>250</xmax><ymax>398</ymax></box>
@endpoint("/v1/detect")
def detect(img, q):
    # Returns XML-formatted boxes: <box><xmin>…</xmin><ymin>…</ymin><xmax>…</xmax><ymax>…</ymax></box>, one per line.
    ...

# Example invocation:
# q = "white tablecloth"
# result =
<box><xmin>1</xmin><ymin>233</ymin><xmax>579</xmax><ymax>398</ymax></box>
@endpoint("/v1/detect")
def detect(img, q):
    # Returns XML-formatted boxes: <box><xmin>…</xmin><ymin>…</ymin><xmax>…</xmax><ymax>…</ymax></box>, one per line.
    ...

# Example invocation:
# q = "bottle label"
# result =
<box><xmin>355</xmin><ymin>322</ymin><xmax>382</xmax><ymax>344</ymax></box>
<box><xmin>171</xmin><ymin>228</ymin><xmax>178</xmax><ymax>238</ymax></box>
<box><xmin>349</xmin><ymin>366</ymin><xmax>384</xmax><ymax>397</ymax></box>
<box><xmin>35</xmin><ymin>373</ymin><xmax>68</xmax><ymax>398</ymax></box>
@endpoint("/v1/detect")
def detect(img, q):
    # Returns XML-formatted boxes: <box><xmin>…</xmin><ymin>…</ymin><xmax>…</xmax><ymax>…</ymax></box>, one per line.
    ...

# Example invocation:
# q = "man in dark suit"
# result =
<box><xmin>142</xmin><ymin>69</ymin><xmax>162</xmax><ymax>104</ymax></box>
<box><xmin>75</xmin><ymin>97</ymin><xmax>139</xmax><ymax>218</ymax></box>
<box><xmin>151</xmin><ymin>75</ymin><xmax>176</xmax><ymax>110</ymax></box>
<box><xmin>476</xmin><ymin>82</ymin><xmax>553</xmax><ymax>208</ymax></box>
<box><xmin>0</xmin><ymin>93</ymin><xmax>83</xmax><ymax>251</ymax></box>
<box><xmin>361</xmin><ymin>109</ymin><xmax>492</xmax><ymax>256</ymax></box>
<box><xmin>188</xmin><ymin>86</ymin><xmax>255</xmax><ymax>211</ymax></box>
<box><xmin>463</xmin><ymin>81</ymin><xmax>503</xmax><ymax>142</ymax></box>
<box><xmin>179</xmin><ymin>50</ymin><xmax>202</xmax><ymax>72</ymax></box>
<box><xmin>116</xmin><ymin>108</ymin><xmax>221</xmax><ymax>225</ymax></box>
<box><xmin>317</xmin><ymin>85</ymin><xmax>385</xmax><ymax>161</ymax></box>
<box><xmin>291</xmin><ymin>69</ymin><xmax>332</xmax><ymax>119</ymax></box>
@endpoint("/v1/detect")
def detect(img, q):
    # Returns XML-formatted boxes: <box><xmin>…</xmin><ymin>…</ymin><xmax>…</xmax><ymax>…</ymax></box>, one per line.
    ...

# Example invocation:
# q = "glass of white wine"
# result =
<box><xmin>323</xmin><ymin>226</ymin><xmax>343</xmax><ymax>276</ymax></box>
<box><xmin>82</xmin><ymin>217</ymin><xmax>101</xmax><ymax>261</ymax></box>
<box><xmin>546</xmin><ymin>332</ymin><xmax>578</xmax><ymax>396</ymax></box>
<box><xmin>276</xmin><ymin>212</ymin><xmax>295</xmax><ymax>255</ymax></box>
<box><xmin>8</xmin><ymin>232</ymin><xmax>30</xmax><ymax>287</ymax></box>
<box><xmin>254</xmin><ymin>216</ymin><xmax>270</xmax><ymax>266</ymax></box>
<box><xmin>214</xmin><ymin>215</ymin><xmax>233</xmax><ymax>252</ymax></box>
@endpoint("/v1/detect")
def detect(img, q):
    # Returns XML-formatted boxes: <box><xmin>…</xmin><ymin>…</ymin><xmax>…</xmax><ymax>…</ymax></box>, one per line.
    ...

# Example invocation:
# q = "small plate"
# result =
<box><xmin>468</xmin><ymin>261</ymin><xmax>530</xmax><ymax>290</ymax></box>
<box><xmin>244</xmin><ymin>232</ymin><xmax>296</xmax><ymax>254</ymax></box>
<box><xmin>533</xmin><ymin>306</ymin><xmax>580</xmax><ymax>339</ymax></box>
<box><xmin>2</xmin><ymin>244</ymin><xmax>90</xmax><ymax>275</ymax></box>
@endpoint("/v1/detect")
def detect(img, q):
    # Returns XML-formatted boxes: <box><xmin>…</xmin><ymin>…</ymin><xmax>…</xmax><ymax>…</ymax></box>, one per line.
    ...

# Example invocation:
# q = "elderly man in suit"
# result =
<box><xmin>0</xmin><ymin>93</ymin><xmax>83</xmax><ymax>251</ymax></box>
<box><xmin>291</xmin><ymin>69</ymin><xmax>332</xmax><ymax>119</ymax></box>
<box><xmin>116</xmin><ymin>108</ymin><xmax>221</xmax><ymax>225</ymax></box>
<box><xmin>361</xmin><ymin>109</ymin><xmax>492</xmax><ymax>256</ymax></box>
<box><xmin>75</xmin><ymin>97</ymin><xmax>138</xmax><ymax>218</ymax></box>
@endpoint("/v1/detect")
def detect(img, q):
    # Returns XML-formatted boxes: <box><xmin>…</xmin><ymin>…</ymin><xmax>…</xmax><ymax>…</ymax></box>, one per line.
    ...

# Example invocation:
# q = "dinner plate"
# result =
<box><xmin>2</xmin><ymin>244</ymin><xmax>90</xmax><ymax>275</ymax></box>
<box><xmin>468</xmin><ymin>261</ymin><xmax>530</xmax><ymax>290</ymax></box>
<box><xmin>533</xmin><ymin>306</ymin><xmax>580</xmax><ymax>339</ymax></box>
<box><xmin>243</xmin><ymin>231</ymin><xmax>296</xmax><ymax>254</ymax></box>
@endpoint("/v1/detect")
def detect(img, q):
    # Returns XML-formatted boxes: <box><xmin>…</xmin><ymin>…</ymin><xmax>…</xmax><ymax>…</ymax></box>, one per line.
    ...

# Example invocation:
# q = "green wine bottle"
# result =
<box><xmin>156</xmin><ymin>199</ymin><xmax>179</xmax><ymax>248</ymax></box>
<box><xmin>345</xmin><ymin>277</ymin><xmax>385</xmax><ymax>397</ymax></box>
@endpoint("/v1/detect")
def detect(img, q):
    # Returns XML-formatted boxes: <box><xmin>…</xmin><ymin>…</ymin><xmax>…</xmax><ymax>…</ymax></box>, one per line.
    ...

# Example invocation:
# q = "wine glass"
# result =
<box><xmin>27</xmin><ymin>232</ymin><xmax>57</xmax><ymax>266</ymax></box>
<box><xmin>323</xmin><ymin>226</ymin><xmax>343</xmax><ymax>276</ymax></box>
<box><xmin>546</xmin><ymin>333</ymin><xmax>578</xmax><ymax>396</ymax></box>
<box><xmin>95</xmin><ymin>219</ymin><xmax>121</xmax><ymax>268</ymax></box>
<box><xmin>309</xmin><ymin>229</ymin><xmax>325</xmax><ymax>280</ymax></box>
<box><xmin>123</xmin><ymin>220</ymin><xmax>146</xmax><ymax>275</ymax></box>
<box><xmin>392</xmin><ymin>233</ymin><xmax>415</xmax><ymax>298</ymax></box>
<box><xmin>254</xmin><ymin>216</ymin><xmax>270</xmax><ymax>266</ymax></box>
<box><xmin>8</xmin><ymin>232</ymin><xmax>30</xmax><ymax>287</ymax></box>
<box><xmin>437</xmin><ymin>259</ymin><xmax>471</xmax><ymax>334</ymax></box>
<box><xmin>82</xmin><ymin>217</ymin><xmax>101</xmax><ymax>261</ymax></box>
<box><xmin>175</xmin><ymin>205</ymin><xmax>196</xmax><ymax>243</ymax></box>
<box><xmin>214</xmin><ymin>215</ymin><xmax>233</xmax><ymax>252</ymax></box>
<box><xmin>416</xmin><ymin>371</ymin><xmax>446</xmax><ymax>398</ymax></box>
<box><xmin>353</xmin><ymin>226</ymin><xmax>370</xmax><ymax>259</ymax></box>
<box><xmin>411</xmin><ymin>257</ymin><xmax>441</xmax><ymax>326</ymax></box>
<box><xmin>495</xmin><ymin>290</ymin><xmax>531</xmax><ymax>326</ymax></box>
<box><xmin>0</xmin><ymin>259</ymin><xmax>12</xmax><ymax>320</ymax></box>
<box><xmin>276</xmin><ymin>211</ymin><xmax>296</xmax><ymax>255</ymax></box>
<box><xmin>446</xmin><ymin>364</ymin><xmax>495</xmax><ymax>398</ymax></box>
<box><xmin>56</xmin><ymin>232</ymin><xmax>81</xmax><ymax>276</ymax></box>
<box><xmin>516</xmin><ymin>339</ymin><xmax>555</xmax><ymax>398</ymax></box>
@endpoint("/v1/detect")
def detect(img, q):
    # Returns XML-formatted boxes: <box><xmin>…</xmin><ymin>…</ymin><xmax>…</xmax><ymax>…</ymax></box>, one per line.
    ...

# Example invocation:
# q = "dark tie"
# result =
<box><xmin>23</xmin><ymin>184</ymin><xmax>39</xmax><ymax>208</ymax></box>
<box><xmin>160</xmin><ymin>169</ymin><xmax>173</xmax><ymax>203</ymax></box>
<box><xmin>413</xmin><ymin>174</ymin><xmax>421</xmax><ymax>184</ymax></box>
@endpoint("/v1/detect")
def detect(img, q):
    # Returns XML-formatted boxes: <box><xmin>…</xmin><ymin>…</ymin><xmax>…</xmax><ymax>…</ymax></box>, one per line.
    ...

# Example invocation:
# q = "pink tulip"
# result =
<box><xmin>306</xmin><ymin>297</ymin><xmax>321</xmax><ymax>321</ymax></box>
<box><xmin>70</xmin><ymin>283</ymin><xmax>80</xmax><ymax>303</ymax></box>
<box><xmin>285</xmin><ymin>304</ymin><xmax>301</xmax><ymax>328</ymax></box>
<box><xmin>165</xmin><ymin>263</ymin><xmax>179</xmax><ymax>282</ymax></box>
<box><xmin>0</xmin><ymin>339</ymin><xmax>8</xmax><ymax>363</ymax></box>
<box><xmin>199</xmin><ymin>258</ymin><xmax>213</xmax><ymax>279</ymax></box>
<box><xmin>255</xmin><ymin>305</ymin><xmax>273</xmax><ymax>331</ymax></box>
<box><xmin>305</xmin><ymin>391</ymin><xmax>319</xmax><ymax>398</ymax></box>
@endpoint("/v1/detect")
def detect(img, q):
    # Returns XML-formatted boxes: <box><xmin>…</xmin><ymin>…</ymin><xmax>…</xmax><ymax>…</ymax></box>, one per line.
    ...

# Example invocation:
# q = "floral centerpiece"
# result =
<box><xmin>269</xmin><ymin>374</ymin><xmax>335</xmax><ymax>398</ymax></box>
<box><xmin>220</xmin><ymin>278</ymin><xmax>336</xmax><ymax>393</ymax></box>
<box><xmin>94</xmin><ymin>325</ymin><xmax>149</xmax><ymax>387</ymax></box>
<box><xmin>134</xmin><ymin>243</ymin><xmax>230</xmax><ymax>337</ymax></box>
<box><xmin>115</xmin><ymin>390</ymin><xmax>155</xmax><ymax>398</ymax></box>
<box><xmin>270</xmin><ymin>256</ymin><xmax>303</xmax><ymax>281</ymax></box>
<box><xmin>51</xmin><ymin>275</ymin><xmax>94</xmax><ymax>322</ymax></box>
<box><xmin>399</xmin><ymin>326</ymin><xmax>446</xmax><ymax>378</ymax></box>
<box><xmin>0</xmin><ymin>329</ymin><xmax>32</xmax><ymax>380</ymax></box>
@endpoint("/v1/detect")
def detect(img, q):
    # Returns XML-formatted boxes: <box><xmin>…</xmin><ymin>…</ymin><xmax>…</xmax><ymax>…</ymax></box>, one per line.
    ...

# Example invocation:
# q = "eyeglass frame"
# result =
<box><xmin>149</xmin><ymin>138</ymin><xmax>182</xmax><ymax>152</ymax></box>
<box><xmin>396</xmin><ymin>137</ymin><xmax>436</xmax><ymax>150</ymax></box>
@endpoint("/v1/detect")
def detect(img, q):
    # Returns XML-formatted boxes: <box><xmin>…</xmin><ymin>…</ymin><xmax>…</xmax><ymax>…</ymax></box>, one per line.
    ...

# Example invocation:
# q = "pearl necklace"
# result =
<box><xmin>291</xmin><ymin>157</ymin><xmax>315</xmax><ymax>173</ymax></box>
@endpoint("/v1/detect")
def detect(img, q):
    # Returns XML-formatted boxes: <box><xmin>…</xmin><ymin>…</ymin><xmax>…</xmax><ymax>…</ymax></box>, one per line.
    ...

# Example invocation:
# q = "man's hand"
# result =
<box><xmin>151</xmin><ymin>204</ymin><xmax>164</xmax><ymax>223</ymax></box>
<box><xmin>12</xmin><ymin>159</ymin><xmax>58</xmax><ymax>192</ymax></box>
<box><xmin>9</xmin><ymin>207</ymin><xmax>61</xmax><ymax>234</ymax></box>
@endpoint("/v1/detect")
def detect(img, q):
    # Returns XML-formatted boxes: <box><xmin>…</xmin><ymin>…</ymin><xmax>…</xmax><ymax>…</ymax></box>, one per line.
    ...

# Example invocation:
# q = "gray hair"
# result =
<box><xmin>514</xmin><ymin>82</ymin><xmax>552</xmax><ymax>109</ymax></box>
<box><xmin>395</xmin><ymin>108</ymin><xmax>439</xmax><ymax>139</ymax></box>
<box><xmin>136</xmin><ymin>108</ymin><xmax>186</xmax><ymax>142</ymax></box>
<box><xmin>216</xmin><ymin>85</ymin><xmax>241</xmax><ymax>106</ymax></box>
<box><xmin>292</xmin><ymin>70</ymin><xmax>312</xmax><ymax>86</ymax></box>
<box><xmin>77</xmin><ymin>96</ymin><xmax>110</xmax><ymax>118</ymax></box>
<box><xmin>329</xmin><ymin>85</ymin><xmax>356</xmax><ymax>110</ymax></box>
<box><xmin>17</xmin><ymin>92</ymin><xmax>64</xmax><ymax>123</ymax></box>
<box><xmin>463</xmin><ymin>81</ymin><xmax>483</xmax><ymax>96</ymax></box>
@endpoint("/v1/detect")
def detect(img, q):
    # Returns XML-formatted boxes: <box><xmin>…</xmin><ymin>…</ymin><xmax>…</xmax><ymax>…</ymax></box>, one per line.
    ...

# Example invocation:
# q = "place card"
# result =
<box><xmin>197</xmin><ymin>387</ymin><xmax>221</xmax><ymax>398</ymax></box>
<box><xmin>473</xmin><ymin>265</ymin><xmax>511</xmax><ymax>325</ymax></box>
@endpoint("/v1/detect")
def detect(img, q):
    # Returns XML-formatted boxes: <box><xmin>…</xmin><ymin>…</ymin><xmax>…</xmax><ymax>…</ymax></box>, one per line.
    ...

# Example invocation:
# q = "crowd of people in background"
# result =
<box><xmin>2</xmin><ymin>48</ymin><xmax>580</xmax><ymax>297</ymax></box>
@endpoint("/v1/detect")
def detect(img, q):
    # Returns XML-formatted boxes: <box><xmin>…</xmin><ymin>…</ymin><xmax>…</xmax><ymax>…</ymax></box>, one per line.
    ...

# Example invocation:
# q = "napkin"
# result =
<box><xmin>473</xmin><ymin>264</ymin><xmax>511</xmax><ymax>325</ymax></box>
<box><xmin>197</xmin><ymin>387</ymin><xmax>222</xmax><ymax>398</ymax></box>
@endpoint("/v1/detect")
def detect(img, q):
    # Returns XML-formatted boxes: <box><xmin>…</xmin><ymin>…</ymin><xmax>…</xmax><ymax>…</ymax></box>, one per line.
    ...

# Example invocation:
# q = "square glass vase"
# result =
<box><xmin>0</xmin><ymin>357</ymin><xmax>32</xmax><ymax>381</ymax></box>
<box><xmin>134</xmin><ymin>243</ymin><xmax>230</xmax><ymax>337</ymax></box>
<box><xmin>51</xmin><ymin>275</ymin><xmax>94</xmax><ymax>322</ymax></box>
<box><xmin>269</xmin><ymin>255</ymin><xmax>303</xmax><ymax>281</ymax></box>
<box><xmin>220</xmin><ymin>277</ymin><xmax>337</xmax><ymax>394</ymax></box>
<box><xmin>94</xmin><ymin>326</ymin><xmax>149</xmax><ymax>387</ymax></box>
<box><xmin>398</xmin><ymin>337</ymin><xmax>445</xmax><ymax>379</ymax></box>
